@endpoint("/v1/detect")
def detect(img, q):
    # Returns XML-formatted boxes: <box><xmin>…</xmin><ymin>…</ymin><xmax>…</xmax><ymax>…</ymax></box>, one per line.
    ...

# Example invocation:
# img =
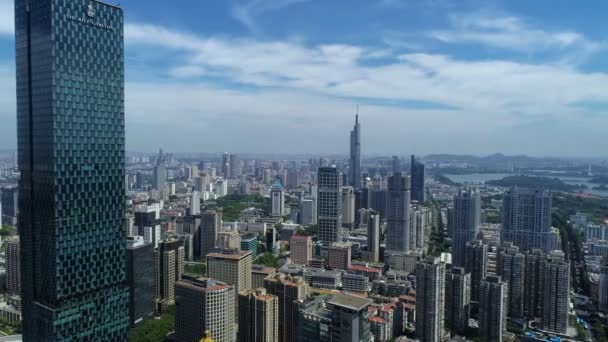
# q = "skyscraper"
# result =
<box><xmin>496</xmin><ymin>242</ymin><xmax>525</xmax><ymax>318</ymax></box>
<box><xmin>542</xmin><ymin>250</ymin><xmax>570</xmax><ymax>334</ymax></box>
<box><xmin>264</xmin><ymin>274</ymin><xmax>308</xmax><ymax>342</ymax></box>
<box><xmin>410</xmin><ymin>155</ymin><xmax>426</xmax><ymax>203</ymax></box>
<box><xmin>153</xmin><ymin>149</ymin><xmax>167</xmax><ymax>192</ymax></box>
<box><xmin>155</xmin><ymin>239</ymin><xmax>185</xmax><ymax>310</ymax></box>
<box><xmin>206</xmin><ymin>250</ymin><xmax>253</xmax><ymax>318</ymax></box>
<box><xmin>126</xmin><ymin>236</ymin><xmax>155</xmax><ymax>326</ymax></box>
<box><xmin>290</xmin><ymin>234</ymin><xmax>312</xmax><ymax>265</ymax></box>
<box><xmin>367</xmin><ymin>210</ymin><xmax>380</xmax><ymax>262</ymax></box>
<box><xmin>445</xmin><ymin>267</ymin><xmax>470</xmax><ymax>335</ymax></box>
<box><xmin>16</xmin><ymin>1</ymin><xmax>128</xmax><ymax>338</ymax></box>
<box><xmin>416</xmin><ymin>256</ymin><xmax>447</xmax><ymax>342</ymax></box>
<box><xmin>386</xmin><ymin>173</ymin><xmax>411</xmax><ymax>253</ymax></box>
<box><xmin>317</xmin><ymin>167</ymin><xmax>343</xmax><ymax>244</ymax></box>
<box><xmin>524</xmin><ymin>249</ymin><xmax>546</xmax><ymax>318</ymax></box>
<box><xmin>5</xmin><ymin>238</ymin><xmax>21</xmax><ymax>296</ymax></box>
<box><xmin>349</xmin><ymin>114</ymin><xmax>361</xmax><ymax>190</ymax></box>
<box><xmin>479</xmin><ymin>275</ymin><xmax>508</xmax><ymax>342</ymax></box>
<box><xmin>328</xmin><ymin>241</ymin><xmax>352</xmax><ymax>270</ymax></box>
<box><xmin>238</xmin><ymin>288</ymin><xmax>279</xmax><ymax>342</ymax></box>
<box><xmin>464</xmin><ymin>240</ymin><xmax>488</xmax><ymax>302</ymax></box>
<box><xmin>449</xmin><ymin>188</ymin><xmax>481</xmax><ymax>267</ymax></box>
<box><xmin>201</xmin><ymin>209</ymin><xmax>222</xmax><ymax>258</ymax></box>
<box><xmin>271</xmin><ymin>181</ymin><xmax>285</xmax><ymax>217</ymax></box>
<box><xmin>502</xmin><ymin>187</ymin><xmax>553</xmax><ymax>252</ymax></box>
<box><xmin>175</xmin><ymin>276</ymin><xmax>235</xmax><ymax>342</ymax></box>
<box><xmin>342</xmin><ymin>186</ymin><xmax>356</xmax><ymax>229</ymax></box>
<box><xmin>599</xmin><ymin>266</ymin><xmax>608</xmax><ymax>313</ymax></box>
<box><xmin>0</xmin><ymin>186</ymin><xmax>18</xmax><ymax>225</ymax></box>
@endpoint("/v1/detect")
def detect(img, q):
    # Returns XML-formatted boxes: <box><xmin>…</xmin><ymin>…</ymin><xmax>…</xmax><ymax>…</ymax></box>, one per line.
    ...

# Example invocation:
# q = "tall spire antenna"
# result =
<box><xmin>356</xmin><ymin>105</ymin><xmax>359</xmax><ymax>123</ymax></box>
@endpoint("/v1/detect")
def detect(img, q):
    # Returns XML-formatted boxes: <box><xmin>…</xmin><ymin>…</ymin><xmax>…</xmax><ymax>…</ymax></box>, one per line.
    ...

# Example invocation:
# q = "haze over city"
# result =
<box><xmin>1</xmin><ymin>0</ymin><xmax>608</xmax><ymax>156</ymax></box>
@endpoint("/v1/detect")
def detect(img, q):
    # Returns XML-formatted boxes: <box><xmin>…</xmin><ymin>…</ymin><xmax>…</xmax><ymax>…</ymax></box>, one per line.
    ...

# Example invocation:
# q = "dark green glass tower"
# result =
<box><xmin>15</xmin><ymin>0</ymin><xmax>129</xmax><ymax>340</ymax></box>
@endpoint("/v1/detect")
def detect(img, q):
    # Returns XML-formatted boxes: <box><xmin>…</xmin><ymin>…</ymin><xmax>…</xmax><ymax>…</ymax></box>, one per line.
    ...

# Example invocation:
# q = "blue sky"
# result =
<box><xmin>1</xmin><ymin>0</ymin><xmax>608</xmax><ymax>157</ymax></box>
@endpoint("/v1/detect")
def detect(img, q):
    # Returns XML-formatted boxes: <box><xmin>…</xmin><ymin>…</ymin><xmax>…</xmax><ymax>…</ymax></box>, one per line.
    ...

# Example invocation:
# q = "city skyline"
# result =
<box><xmin>1</xmin><ymin>1</ymin><xmax>608</xmax><ymax>156</ymax></box>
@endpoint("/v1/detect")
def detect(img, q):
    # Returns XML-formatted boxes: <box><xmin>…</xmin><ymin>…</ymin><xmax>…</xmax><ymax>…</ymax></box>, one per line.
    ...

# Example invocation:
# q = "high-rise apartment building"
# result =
<box><xmin>502</xmin><ymin>187</ymin><xmax>553</xmax><ymax>252</ymax></box>
<box><xmin>599</xmin><ymin>266</ymin><xmax>608</xmax><ymax>313</ymax></box>
<box><xmin>386</xmin><ymin>173</ymin><xmax>411</xmax><ymax>253</ymax></box>
<box><xmin>367</xmin><ymin>210</ymin><xmax>380</xmax><ymax>262</ymax></box>
<box><xmin>155</xmin><ymin>239</ymin><xmax>185</xmax><ymax>310</ymax></box>
<box><xmin>264</xmin><ymin>274</ymin><xmax>308</xmax><ymax>342</ymax></box>
<box><xmin>410</xmin><ymin>204</ymin><xmax>431</xmax><ymax>251</ymax></box>
<box><xmin>410</xmin><ymin>155</ymin><xmax>426</xmax><ymax>203</ymax></box>
<box><xmin>464</xmin><ymin>240</ymin><xmax>488</xmax><ymax>302</ymax></box>
<box><xmin>201</xmin><ymin>209</ymin><xmax>222</xmax><ymax>258</ymax></box>
<box><xmin>271</xmin><ymin>182</ymin><xmax>285</xmax><ymax>217</ymax></box>
<box><xmin>416</xmin><ymin>257</ymin><xmax>447</xmax><ymax>342</ymax></box>
<box><xmin>317</xmin><ymin>167</ymin><xmax>343</xmax><ymax>244</ymax></box>
<box><xmin>175</xmin><ymin>276</ymin><xmax>235</xmax><ymax>342</ymax></box>
<box><xmin>126</xmin><ymin>236</ymin><xmax>155</xmax><ymax>326</ymax></box>
<box><xmin>16</xmin><ymin>1</ymin><xmax>128</xmax><ymax>338</ymax></box>
<box><xmin>445</xmin><ymin>267</ymin><xmax>470</xmax><ymax>335</ymax></box>
<box><xmin>542</xmin><ymin>250</ymin><xmax>570</xmax><ymax>334</ymax></box>
<box><xmin>496</xmin><ymin>242</ymin><xmax>525</xmax><ymax>318</ymax></box>
<box><xmin>5</xmin><ymin>238</ymin><xmax>20</xmax><ymax>296</ymax></box>
<box><xmin>479</xmin><ymin>275</ymin><xmax>508</xmax><ymax>342</ymax></box>
<box><xmin>238</xmin><ymin>288</ymin><xmax>279</xmax><ymax>342</ymax></box>
<box><xmin>349</xmin><ymin>114</ymin><xmax>361</xmax><ymax>190</ymax></box>
<box><xmin>290</xmin><ymin>235</ymin><xmax>313</xmax><ymax>265</ymax></box>
<box><xmin>524</xmin><ymin>249</ymin><xmax>546</xmax><ymax>318</ymax></box>
<box><xmin>449</xmin><ymin>188</ymin><xmax>481</xmax><ymax>267</ymax></box>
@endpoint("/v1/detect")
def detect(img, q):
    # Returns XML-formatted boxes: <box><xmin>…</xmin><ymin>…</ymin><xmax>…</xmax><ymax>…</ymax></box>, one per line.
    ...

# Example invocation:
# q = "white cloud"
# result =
<box><xmin>428</xmin><ymin>11</ymin><xmax>605</xmax><ymax>61</ymax></box>
<box><xmin>231</xmin><ymin>0</ymin><xmax>310</xmax><ymax>33</ymax></box>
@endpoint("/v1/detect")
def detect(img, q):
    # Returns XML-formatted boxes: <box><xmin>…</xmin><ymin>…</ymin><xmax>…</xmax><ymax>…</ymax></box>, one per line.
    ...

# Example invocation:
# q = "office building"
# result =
<box><xmin>252</xmin><ymin>265</ymin><xmax>276</xmax><ymax>289</ymax></box>
<box><xmin>156</xmin><ymin>239</ymin><xmax>185</xmax><ymax>310</ymax></box>
<box><xmin>367</xmin><ymin>210</ymin><xmax>380</xmax><ymax>262</ymax></box>
<box><xmin>392</xmin><ymin>155</ymin><xmax>401</xmax><ymax>174</ymax></box>
<box><xmin>240</xmin><ymin>234</ymin><xmax>258</xmax><ymax>257</ymax></box>
<box><xmin>599</xmin><ymin>266</ymin><xmax>608</xmax><ymax>313</ymax></box>
<box><xmin>317</xmin><ymin>167</ymin><xmax>343</xmax><ymax>244</ymax></box>
<box><xmin>290</xmin><ymin>235</ymin><xmax>313</xmax><ymax>265</ymax></box>
<box><xmin>449</xmin><ymin>188</ymin><xmax>481</xmax><ymax>267</ymax></box>
<box><xmin>326</xmin><ymin>293</ymin><xmax>373</xmax><ymax>341</ymax></box>
<box><xmin>416</xmin><ymin>257</ymin><xmax>447</xmax><ymax>342</ymax></box>
<box><xmin>342</xmin><ymin>186</ymin><xmax>356</xmax><ymax>229</ymax></box>
<box><xmin>207</xmin><ymin>250</ymin><xmax>253</xmax><ymax>317</ymax></box>
<box><xmin>201</xmin><ymin>210</ymin><xmax>222</xmax><ymax>258</ymax></box>
<box><xmin>230</xmin><ymin>154</ymin><xmax>241</xmax><ymax>179</ymax></box>
<box><xmin>266</xmin><ymin>227</ymin><xmax>278</xmax><ymax>254</ymax></box>
<box><xmin>542</xmin><ymin>250</ymin><xmax>570</xmax><ymax>334</ymax></box>
<box><xmin>217</xmin><ymin>230</ymin><xmax>241</xmax><ymax>251</ymax></box>
<box><xmin>238</xmin><ymin>288</ymin><xmax>279</xmax><ymax>342</ymax></box>
<box><xmin>271</xmin><ymin>182</ymin><xmax>285</xmax><ymax>217</ymax></box>
<box><xmin>286</xmin><ymin>169</ymin><xmax>299</xmax><ymax>190</ymax></box>
<box><xmin>143</xmin><ymin>225</ymin><xmax>162</xmax><ymax>249</ymax></box>
<box><xmin>524</xmin><ymin>249</ymin><xmax>546</xmax><ymax>318</ymax></box>
<box><xmin>502</xmin><ymin>187</ymin><xmax>553</xmax><ymax>252</ymax></box>
<box><xmin>496</xmin><ymin>243</ymin><xmax>525</xmax><ymax>318</ymax></box>
<box><xmin>222</xmin><ymin>153</ymin><xmax>231</xmax><ymax>179</ymax></box>
<box><xmin>464</xmin><ymin>240</ymin><xmax>488</xmax><ymax>302</ymax></box>
<box><xmin>5</xmin><ymin>238</ymin><xmax>20</xmax><ymax>296</ymax></box>
<box><xmin>153</xmin><ymin>149</ymin><xmax>167</xmax><ymax>192</ymax></box>
<box><xmin>175</xmin><ymin>277</ymin><xmax>235</xmax><ymax>342</ymax></box>
<box><xmin>479</xmin><ymin>275</ymin><xmax>508</xmax><ymax>342</ymax></box>
<box><xmin>445</xmin><ymin>267</ymin><xmax>470</xmax><ymax>335</ymax></box>
<box><xmin>328</xmin><ymin>242</ymin><xmax>352</xmax><ymax>270</ymax></box>
<box><xmin>386</xmin><ymin>173</ymin><xmax>411</xmax><ymax>253</ymax></box>
<box><xmin>0</xmin><ymin>186</ymin><xmax>18</xmax><ymax>225</ymax></box>
<box><xmin>190</xmin><ymin>191</ymin><xmax>200</xmax><ymax>215</ymax></box>
<box><xmin>134</xmin><ymin>203</ymin><xmax>160</xmax><ymax>234</ymax></box>
<box><xmin>349</xmin><ymin>114</ymin><xmax>361</xmax><ymax>189</ymax></box>
<box><xmin>299</xmin><ymin>198</ymin><xmax>317</xmax><ymax>225</ymax></box>
<box><xmin>264</xmin><ymin>274</ymin><xmax>308</xmax><ymax>342</ymax></box>
<box><xmin>16</xmin><ymin>1</ymin><xmax>128</xmax><ymax>338</ymax></box>
<box><xmin>126</xmin><ymin>236</ymin><xmax>155</xmax><ymax>326</ymax></box>
<box><xmin>410</xmin><ymin>155</ymin><xmax>426</xmax><ymax>203</ymax></box>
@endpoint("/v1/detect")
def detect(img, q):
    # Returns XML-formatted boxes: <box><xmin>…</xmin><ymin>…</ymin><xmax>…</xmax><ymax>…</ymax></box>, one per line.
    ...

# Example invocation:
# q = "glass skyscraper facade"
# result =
<box><xmin>15</xmin><ymin>0</ymin><xmax>128</xmax><ymax>340</ymax></box>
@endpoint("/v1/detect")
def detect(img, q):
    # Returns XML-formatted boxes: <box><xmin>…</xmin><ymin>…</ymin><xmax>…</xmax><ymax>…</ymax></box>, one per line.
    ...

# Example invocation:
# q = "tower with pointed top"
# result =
<box><xmin>349</xmin><ymin>112</ymin><xmax>361</xmax><ymax>190</ymax></box>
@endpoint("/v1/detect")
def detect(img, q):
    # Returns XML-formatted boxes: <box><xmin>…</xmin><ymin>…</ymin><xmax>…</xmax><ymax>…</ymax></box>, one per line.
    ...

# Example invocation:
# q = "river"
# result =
<box><xmin>443</xmin><ymin>173</ymin><xmax>608</xmax><ymax>197</ymax></box>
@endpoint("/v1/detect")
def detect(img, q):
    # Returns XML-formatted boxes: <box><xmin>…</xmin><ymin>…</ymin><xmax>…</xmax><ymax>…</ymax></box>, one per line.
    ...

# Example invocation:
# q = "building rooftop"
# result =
<box><xmin>252</xmin><ymin>265</ymin><xmax>276</xmax><ymax>275</ymax></box>
<box><xmin>327</xmin><ymin>293</ymin><xmax>373</xmax><ymax>311</ymax></box>
<box><xmin>348</xmin><ymin>265</ymin><xmax>380</xmax><ymax>273</ymax></box>
<box><xmin>207</xmin><ymin>250</ymin><xmax>252</xmax><ymax>260</ymax></box>
<box><xmin>369</xmin><ymin>315</ymin><xmax>389</xmax><ymax>324</ymax></box>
